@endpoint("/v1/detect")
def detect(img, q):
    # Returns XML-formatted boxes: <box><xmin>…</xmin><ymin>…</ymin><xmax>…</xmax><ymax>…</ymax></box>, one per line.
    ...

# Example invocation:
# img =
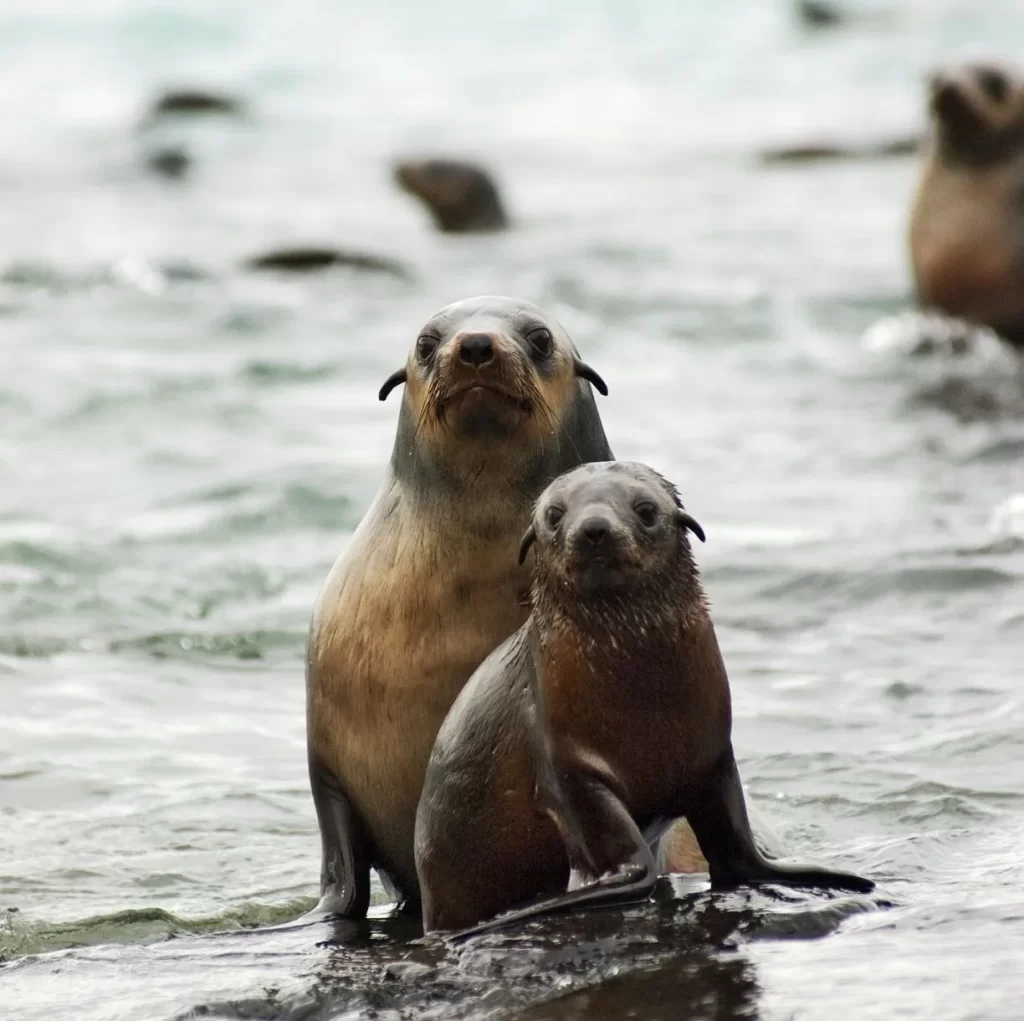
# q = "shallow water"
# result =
<box><xmin>2</xmin><ymin>1</ymin><xmax>1024</xmax><ymax>1018</ymax></box>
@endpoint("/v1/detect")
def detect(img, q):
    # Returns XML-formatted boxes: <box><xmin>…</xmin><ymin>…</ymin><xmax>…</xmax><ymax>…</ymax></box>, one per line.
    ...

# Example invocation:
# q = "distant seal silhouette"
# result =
<box><xmin>244</xmin><ymin>246</ymin><xmax>410</xmax><ymax>278</ymax></box>
<box><xmin>305</xmin><ymin>296</ymin><xmax>613</xmax><ymax>918</ymax></box>
<box><xmin>393</xmin><ymin>159</ymin><xmax>508</xmax><ymax>233</ymax></box>
<box><xmin>909</xmin><ymin>62</ymin><xmax>1024</xmax><ymax>345</ymax></box>
<box><xmin>415</xmin><ymin>462</ymin><xmax>874</xmax><ymax>934</ymax></box>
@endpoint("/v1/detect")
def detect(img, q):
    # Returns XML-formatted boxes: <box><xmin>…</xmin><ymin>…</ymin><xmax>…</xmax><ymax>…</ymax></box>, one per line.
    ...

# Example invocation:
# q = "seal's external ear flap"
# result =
<box><xmin>574</xmin><ymin>359</ymin><xmax>608</xmax><ymax>397</ymax></box>
<box><xmin>518</xmin><ymin>525</ymin><xmax>537</xmax><ymax>566</ymax></box>
<box><xmin>378</xmin><ymin>368</ymin><xmax>407</xmax><ymax>401</ymax></box>
<box><xmin>676</xmin><ymin>510</ymin><xmax>706</xmax><ymax>543</ymax></box>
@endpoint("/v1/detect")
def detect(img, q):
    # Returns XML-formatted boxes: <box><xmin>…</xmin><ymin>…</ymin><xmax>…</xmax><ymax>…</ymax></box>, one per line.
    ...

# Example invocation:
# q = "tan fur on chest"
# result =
<box><xmin>910</xmin><ymin>157</ymin><xmax>1024</xmax><ymax>323</ymax></box>
<box><xmin>308</xmin><ymin>484</ymin><xmax>528</xmax><ymax>861</ymax></box>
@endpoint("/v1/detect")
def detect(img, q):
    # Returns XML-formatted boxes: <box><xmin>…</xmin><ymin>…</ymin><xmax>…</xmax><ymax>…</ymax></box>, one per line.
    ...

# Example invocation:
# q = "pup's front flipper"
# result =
<box><xmin>686</xmin><ymin>746</ymin><xmax>875</xmax><ymax>894</ymax></box>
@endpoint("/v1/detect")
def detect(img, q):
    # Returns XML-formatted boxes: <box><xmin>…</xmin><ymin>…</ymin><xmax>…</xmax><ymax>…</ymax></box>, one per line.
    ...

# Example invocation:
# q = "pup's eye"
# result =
<box><xmin>417</xmin><ymin>335</ymin><xmax>440</xmax><ymax>361</ymax></box>
<box><xmin>634</xmin><ymin>502</ymin><xmax>657</xmax><ymax>526</ymax></box>
<box><xmin>526</xmin><ymin>327</ymin><xmax>553</xmax><ymax>357</ymax></box>
<box><xmin>978</xmin><ymin>68</ymin><xmax>1008</xmax><ymax>103</ymax></box>
<box><xmin>545</xmin><ymin>506</ymin><xmax>564</xmax><ymax>527</ymax></box>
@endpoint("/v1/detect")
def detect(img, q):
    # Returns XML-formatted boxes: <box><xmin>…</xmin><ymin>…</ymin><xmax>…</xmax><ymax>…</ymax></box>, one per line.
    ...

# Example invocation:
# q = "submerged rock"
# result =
<box><xmin>145</xmin><ymin>89</ymin><xmax>245</xmax><ymax>122</ymax></box>
<box><xmin>759</xmin><ymin>134</ymin><xmax>919</xmax><ymax>164</ymax></box>
<box><xmin>244</xmin><ymin>247</ymin><xmax>411</xmax><ymax>279</ymax></box>
<box><xmin>795</xmin><ymin>0</ymin><xmax>847</xmax><ymax>28</ymax></box>
<box><xmin>144</xmin><ymin>145</ymin><xmax>193</xmax><ymax>180</ymax></box>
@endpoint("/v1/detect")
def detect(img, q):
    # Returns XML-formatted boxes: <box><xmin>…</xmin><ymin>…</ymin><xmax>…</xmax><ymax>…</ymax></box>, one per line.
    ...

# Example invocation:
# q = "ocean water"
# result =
<box><xmin>2</xmin><ymin>1</ymin><xmax>1024</xmax><ymax>1018</ymax></box>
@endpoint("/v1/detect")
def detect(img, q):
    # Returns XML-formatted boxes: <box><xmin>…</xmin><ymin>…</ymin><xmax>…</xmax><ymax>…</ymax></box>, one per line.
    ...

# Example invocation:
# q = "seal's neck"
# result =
<box><xmin>389</xmin><ymin>398</ymin><xmax>567</xmax><ymax>508</ymax></box>
<box><xmin>530</xmin><ymin>559</ymin><xmax>705</xmax><ymax>673</ymax></box>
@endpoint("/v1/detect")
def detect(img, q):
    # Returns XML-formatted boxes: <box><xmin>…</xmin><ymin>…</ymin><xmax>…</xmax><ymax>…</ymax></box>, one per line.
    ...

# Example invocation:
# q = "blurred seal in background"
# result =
<box><xmin>394</xmin><ymin>158</ymin><xmax>508</xmax><ymax>232</ymax></box>
<box><xmin>909</xmin><ymin>62</ymin><xmax>1024</xmax><ymax>346</ymax></box>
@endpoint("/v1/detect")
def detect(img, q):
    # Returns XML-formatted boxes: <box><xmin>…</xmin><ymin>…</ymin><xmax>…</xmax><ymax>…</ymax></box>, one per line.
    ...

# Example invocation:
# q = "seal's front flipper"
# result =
<box><xmin>686</xmin><ymin>746</ymin><xmax>874</xmax><ymax>895</ymax></box>
<box><xmin>306</xmin><ymin>752</ymin><xmax>373</xmax><ymax>919</ymax></box>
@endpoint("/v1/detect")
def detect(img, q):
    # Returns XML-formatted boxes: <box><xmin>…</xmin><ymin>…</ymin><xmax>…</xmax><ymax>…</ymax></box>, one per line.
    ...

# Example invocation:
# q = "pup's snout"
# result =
<box><xmin>571</xmin><ymin>513</ymin><xmax>619</xmax><ymax>555</ymax></box>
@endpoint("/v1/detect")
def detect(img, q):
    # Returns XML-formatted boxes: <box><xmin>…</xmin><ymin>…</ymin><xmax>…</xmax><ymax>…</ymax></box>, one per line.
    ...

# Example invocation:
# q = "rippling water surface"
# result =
<box><xmin>2</xmin><ymin>1</ymin><xmax>1024</xmax><ymax>1019</ymax></box>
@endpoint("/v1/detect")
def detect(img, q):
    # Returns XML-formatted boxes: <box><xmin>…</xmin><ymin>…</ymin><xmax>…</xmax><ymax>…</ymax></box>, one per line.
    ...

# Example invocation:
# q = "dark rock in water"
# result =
<box><xmin>796</xmin><ymin>0</ymin><xmax>846</xmax><ymax>27</ymax></box>
<box><xmin>394</xmin><ymin>158</ymin><xmax>508</xmax><ymax>233</ymax></box>
<box><xmin>910</xmin><ymin>373</ymin><xmax>1024</xmax><ymax>423</ymax></box>
<box><xmin>515</xmin><ymin>954</ymin><xmax>757</xmax><ymax>1021</ymax></box>
<box><xmin>864</xmin><ymin>311</ymin><xmax>1024</xmax><ymax>421</ymax></box>
<box><xmin>863</xmin><ymin>310</ymin><xmax>1013</xmax><ymax>358</ymax></box>
<box><xmin>145</xmin><ymin>145</ymin><xmax>193</xmax><ymax>180</ymax></box>
<box><xmin>145</xmin><ymin>89</ymin><xmax>245</xmax><ymax>122</ymax></box>
<box><xmin>244</xmin><ymin>247</ymin><xmax>411</xmax><ymax>279</ymax></box>
<box><xmin>155</xmin><ymin>260</ymin><xmax>211</xmax><ymax>283</ymax></box>
<box><xmin>173</xmin><ymin>884</ymin><xmax>881</xmax><ymax>1020</ymax></box>
<box><xmin>759</xmin><ymin>134</ymin><xmax>920</xmax><ymax>164</ymax></box>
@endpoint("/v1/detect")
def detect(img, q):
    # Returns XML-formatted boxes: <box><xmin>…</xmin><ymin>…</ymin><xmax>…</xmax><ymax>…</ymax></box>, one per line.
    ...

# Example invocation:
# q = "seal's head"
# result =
<box><xmin>379</xmin><ymin>296</ymin><xmax>607</xmax><ymax>487</ymax></box>
<box><xmin>519</xmin><ymin>461</ymin><xmax>705</xmax><ymax>602</ymax></box>
<box><xmin>394</xmin><ymin>159</ymin><xmax>508</xmax><ymax>232</ymax></box>
<box><xmin>927</xmin><ymin>62</ymin><xmax>1024</xmax><ymax>167</ymax></box>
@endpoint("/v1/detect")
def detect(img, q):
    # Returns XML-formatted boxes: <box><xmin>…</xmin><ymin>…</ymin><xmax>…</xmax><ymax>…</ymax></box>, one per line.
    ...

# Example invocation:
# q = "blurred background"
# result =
<box><xmin>1</xmin><ymin>1</ymin><xmax>1023</xmax><ymax>1019</ymax></box>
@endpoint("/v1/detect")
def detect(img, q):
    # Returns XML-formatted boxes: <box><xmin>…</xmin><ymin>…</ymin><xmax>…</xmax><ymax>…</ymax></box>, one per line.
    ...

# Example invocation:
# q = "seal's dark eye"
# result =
<box><xmin>634</xmin><ymin>502</ymin><xmax>657</xmax><ymax>526</ymax></box>
<box><xmin>978</xmin><ymin>68</ymin><xmax>1008</xmax><ymax>103</ymax></box>
<box><xmin>545</xmin><ymin>506</ymin><xmax>564</xmax><ymax>528</ymax></box>
<box><xmin>417</xmin><ymin>335</ymin><xmax>440</xmax><ymax>361</ymax></box>
<box><xmin>526</xmin><ymin>327</ymin><xmax>553</xmax><ymax>358</ymax></box>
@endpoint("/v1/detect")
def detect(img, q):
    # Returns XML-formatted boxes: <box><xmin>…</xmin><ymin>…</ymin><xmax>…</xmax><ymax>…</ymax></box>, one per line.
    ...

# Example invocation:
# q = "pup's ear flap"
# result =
<box><xmin>676</xmin><ymin>510</ymin><xmax>705</xmax><ymax>543</ymax></box>
<box><xmin>573</xmin><ymin>359</ymin><xmax>608</xmax><ymax>396</ymax></box>
<box><xmin>518</xmin><ymin>525</ymin><xmax>537</xmax><ymax>565</ymax></box>
<box><xmin>378</xmin><ymin>368</ymin><xmax>407</xmax><ymax>401</ymax></box>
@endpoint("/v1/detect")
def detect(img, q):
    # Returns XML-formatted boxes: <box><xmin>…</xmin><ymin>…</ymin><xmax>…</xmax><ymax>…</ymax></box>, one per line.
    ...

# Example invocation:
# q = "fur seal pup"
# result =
<box><xmin>306</xmin><ymin>296</ymin><xmax>613</xmax><ymax>918</ymax></box>
<box><xmin>415</xmin><ymin>462</ymin><xmax>874</xmax><ymax>935</ymax></box>
<box><xmin>393</xmin><ymin>159</ymin><xmax>508</xmax><ymax>233</ymax></box>
<box><xmin>909</xmin><ymin>62</ymin><xmax>1024</xmax><ymax>345</ymax></box>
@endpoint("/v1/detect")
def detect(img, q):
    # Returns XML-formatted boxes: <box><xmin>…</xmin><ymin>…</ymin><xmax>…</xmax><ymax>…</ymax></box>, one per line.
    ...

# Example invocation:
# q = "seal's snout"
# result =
<box><xmin>458</xmin><ymin>333</ymin><xmax>495</xmax><ymax>367</ymax></box>
<box><xmin>580</xmin><ymin>516</ymin><xmax>611</xmax><ymax>547</ymax></box>
<box><xmin>568</xmin><ymin>509</ymin><xmax>626</xmax><ymax>565</ymax></box>
<box><xmin>928</xmin><ymin>71</ymin><xmax>984</xmax><ymax>134</ymax></box>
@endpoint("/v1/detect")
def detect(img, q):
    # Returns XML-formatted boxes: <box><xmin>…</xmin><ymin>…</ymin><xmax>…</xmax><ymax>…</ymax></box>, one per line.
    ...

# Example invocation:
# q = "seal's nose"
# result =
<box><xmin>458</xmin><ymin>333</ymin><xmax>495</xmax><ymax>367</ymax></box>
<box><xmin>580</xmin><ymin>517</ymin><xmax>610</xmax><ymax>547</ymax></box>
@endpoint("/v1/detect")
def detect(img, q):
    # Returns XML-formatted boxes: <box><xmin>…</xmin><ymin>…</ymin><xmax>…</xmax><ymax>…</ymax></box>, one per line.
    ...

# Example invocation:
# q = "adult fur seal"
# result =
<box><xmin>394</xmin><ymin>159</ymin><xmax>508</xmax><ymax>232</ymax></box>
<box><xmin>415</xmin><ymin>462</ymin><xmax>874</xmax><ymax>935</ymax></box>
<box><xmin>305</xmin><ymin>296</ymin><xmax>612</xmax><ymax>918</ymax></box>
<box><xmin>909</xmin><ymin>62</ymin><xmax>1024</xmax><ymax>345</ymax></box>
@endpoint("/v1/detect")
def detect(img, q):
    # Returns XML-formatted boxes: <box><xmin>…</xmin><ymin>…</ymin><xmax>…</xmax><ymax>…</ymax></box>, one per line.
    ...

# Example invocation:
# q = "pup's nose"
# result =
<box><xmin>580</xmin><ymin>517</ymin><xmax>610</xmax><ymax>546</ymax></box>
<box><xmin>458</xmin><ymin>333</ymin><xmax>495</xmax><ymax>367</ymax></box>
